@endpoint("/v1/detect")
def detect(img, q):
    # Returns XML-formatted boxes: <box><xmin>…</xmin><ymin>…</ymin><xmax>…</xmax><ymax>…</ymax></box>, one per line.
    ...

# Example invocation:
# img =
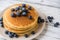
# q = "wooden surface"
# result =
<box><xmin>0</xmin><ymin>0</ymin><xmax>60</xmax><ymax>40</ymax></box>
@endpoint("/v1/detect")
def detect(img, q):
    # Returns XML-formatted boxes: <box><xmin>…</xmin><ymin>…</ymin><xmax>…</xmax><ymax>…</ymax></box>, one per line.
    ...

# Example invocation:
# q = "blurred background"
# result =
<box><xmin>23</xmin><ymin>0</ymin><xmax>60</xmax><ymax>8</ymax></box>
<box><xmin>17</xmin><ymin>0</ymin><xmax>60</xmax><ymax>8</ymax></box>
<box><xmin>0</xmin><ymin>0</ymin><xmax>60</xmax><ymax>8</ymax></box>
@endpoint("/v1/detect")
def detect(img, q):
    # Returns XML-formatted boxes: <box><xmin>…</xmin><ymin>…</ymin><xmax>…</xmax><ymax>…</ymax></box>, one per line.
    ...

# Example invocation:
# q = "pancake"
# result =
<box><xmin>4</xmin><ymin>24</ymin><xmax>38</xmax><ymax>34</ymax></box>
<box><xmin>3</xmin><ymin>4</ymin><xmax>40</xmax><ymax>36</ymax></box>
<box><xmin>3</xmin><ymin>4</ymin><xmax>38</xmax><ymax>29</ymax></box>
<box><xmin>3</xmin><ymin>17</ymin><xmax>38</xmax><ymax>30</ymax></box>
<box><xmin>4</xmin><ymin>23</ymin><xmax>43</xmax><ymax>36</ymax></box>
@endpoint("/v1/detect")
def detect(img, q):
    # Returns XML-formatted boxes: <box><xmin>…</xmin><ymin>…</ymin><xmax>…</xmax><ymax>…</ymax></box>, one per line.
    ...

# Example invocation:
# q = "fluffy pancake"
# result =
<box><xmin>3</xmin><ymin>17</ymin><xmax>38</xmax><ymax>30</ymax></box>
<box><xmin>3</xmin><ymin>4</ymin><xmax>38</xmax><ymax>29</ymax></box>
<box><xmin>3</xmin><ymin>4</ymin><xmax>39</xmax><ymax>36</ymax></box>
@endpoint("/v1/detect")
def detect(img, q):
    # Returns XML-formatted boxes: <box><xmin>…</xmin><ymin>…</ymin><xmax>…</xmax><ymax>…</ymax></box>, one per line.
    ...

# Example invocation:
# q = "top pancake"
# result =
<box><xmin>3</xmin><ymin>4</ymin><xmax>38</xmax><ymax>29</ymax></box>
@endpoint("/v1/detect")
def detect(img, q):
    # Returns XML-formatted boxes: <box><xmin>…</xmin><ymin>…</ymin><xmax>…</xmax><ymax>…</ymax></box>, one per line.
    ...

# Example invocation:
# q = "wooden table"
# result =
<box><xmin>0</xmin><ymin>0</ymin><xmax>60</xmax><ymax>40</ymax></box>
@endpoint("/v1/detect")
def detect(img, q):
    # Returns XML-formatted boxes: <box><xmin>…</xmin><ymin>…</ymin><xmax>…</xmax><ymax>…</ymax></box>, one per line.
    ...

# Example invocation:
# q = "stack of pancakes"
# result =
<box><xmin>3</xmin><ymin>4</ymin><xmax>39</xmax><ymax>36</ymax></box>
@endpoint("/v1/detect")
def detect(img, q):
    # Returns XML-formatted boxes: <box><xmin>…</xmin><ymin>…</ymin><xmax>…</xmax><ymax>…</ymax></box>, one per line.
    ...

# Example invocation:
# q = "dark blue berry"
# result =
<box><xmin>24</xmin><ymin>34</ymin><xmax>29</xmax><ymax>38</ymax></box>
<box><xmin>22</xmin><ymin>12</ymin><xmax>27</xmax><ymax>16</ymax></box>
<box><xmin>15</xmin><ymin>7</ymin><xmax>20</xmax><ymax>11</ymax></box>
<box><xmin>28</xmin><ymin>6</ymin><xmax>32</xmax><ymax>10</ymax></box>
<box><xmin>49</xmin><ymin>19</ymin><xmax>52</xmax><ymax>22</ymax></box>
<box><xmin>54</xmin><ymin>24</ymin><xmax>58</xmax><ymax>27</ymax></box>
<box><xmin>0</xmin><ymin>17</ymin><xmax>3</xmax><ymax>21</ymax></box>
<box><xmin>22</xmin><ymin>4</ymin><xmax>26</xmax><ymax>7</ymax></box>
<box><xmin>38</xmin><ymin>16</ymin><xmax>41</xmax><ymax>20</ymax></box>
<box><xmin>0</xmin><ymin>21</ymin><xmax>3</xmax><ymax>24</ymax></box>
<box><xmin>22</xmin><ymin>7</ymin><xmax>26</xmax><ymax>11</ymax></box>
<box><xmin>31</xmin><ymin>31</ymin><xmax>35</xmax><ymax>35</ymax></box>
<box><xmin>37</xmin><ymin>17</ymin><xmax>41</xmax><ymax>23</ymax></box>
<box><xmin>14</xmin><ymin>33</ymin><xmax>19</xmax><ymax>38</ymax></box>
<box><xmin>9</xmin><ymin>32</ymin><xmax>14</xmax><ymax>35</ymax></box>
<box><xmin>38</xmin><ymin>19</ymin><xmax>41</xmax><ymax>23</ymax></box>
<box><xmin>9</xmin><ymin>35</ymin><xmax>14</xmax><ymax>38</ymax></box>
<box><xmin>54</xmin><ymin>22</ymin><xmax>60</xmax><ymax>27</ymax></box>
<box><xmin>55</xmin><ymin>22</ymin><xmax>60</xmax><ymax>25</ymax></box>
<box><xmin>28</xmin><ymin>16</ymin><xmax>32</xmax><ymax>19</ymax></box>
<box><xmin>16</xmin><ymin>12</ymin><xmax>21</xmax><ymax>17</ymax></box>
<box><xmin>8</xmin><ymin>32</ymin><xmax>13</xmax><ymax>35</ymax></box>
<box><xmin>40</xmin><ymin>19</ymin><xmax>44</xmax><ymax>23</ymax></box>
<box><xmin>11</xmin><ymin>13</ymin><xmax>16</xmax><ymax>17</ymax></box>
<box><xmin>47</xmin><ymin>16</ymin><xmax>51</xmax><ymax>19</ymax></box>
<box><xmin>1</xmin><ymin>24</ymin><xmax>4</xmax><ymax>27</ymax></box>
<box><xmin>51</xmin><ymin>16</ymin><xmax>54</xmax><ymax>19</ymax></box>
<box><xmin>48</xmin><ymin>16</ymin><xmax>53</xmax><ymax>22</ymax></box>
<box><xmin>22</xmin><ymin>8</ymin><xmax>29</xmax><ymax>13</ymax></box>
<box><xmin>47</xmin><ymin>16</ymin><xmax>54</xmax><ymax>19</ymax></box>
<box><xmin>5</xmin><ymin>31</ymin><xmax>9</xmax><ymax>35</ymax></box>
<box><xmin>11</xmin><ymin>8</ymin><xmax>15</xmax><ymax>12</ymax></box>
<box><xmin>38</xmin><ymin>18</ymin><xmax>44</xmax><ymax>23</ymax></box>
<box><xmin>8</xmin><ymin>32</ymin><xmax>14</xmax><ymax>38</ymax></box>
<box><xmin>24</xmin><ymin>10</ymin><xmax>29</xmax><ymax>13</ymax></box>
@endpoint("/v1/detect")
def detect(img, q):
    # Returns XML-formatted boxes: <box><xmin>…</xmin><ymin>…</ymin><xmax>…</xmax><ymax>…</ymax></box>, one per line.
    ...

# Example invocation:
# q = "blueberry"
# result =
<box><xmin>14</xmin><ymin>33</ymin><xmax>19</xmax><ymax>38</ymax></box>
<box><xmin>0</xmin><ymin>21</ymin><xmax>3</xmax><ymax>24</ymax></box>
<box><xmin>51</xmin><ymin>16</ymin><xmax>54</xmax><ymax>19</ymax></box>
<box><xmin>40</xmin><ymin>19</ymin><xmax>44</xmax><ymax>23</ymax></box>
<box><xmin>28</xmin><ymin>6</ymin><xmax>32</xmax><ymax>10</ymax></box>
<box><xmin>15</xmin><ymin>7</ymin><xmax>20</xmax><ymax>11</ymax></box>
<box><xmin>11</xmin><ymin>13</ymin><xmax>16</xmax><ymax>17</ymax></box>
<box><xmin>8</xmin><ymin>32</ymin><xmax>14</xmax><ymax>38</ymax></box>
<box><xmin>8</xmin><ymin>32</ymin><xmax>13</xmax><ymax>35</ymax></box>
<box><xmin>25</xmin><ymin>10</ymin><xmax>29</xmax><ymax>13</ymax></box>
<box><xmin>37</xmin><ymin>17</ymin><xmax>41</xmax><ymax>23</ymax></box>
<box><xmin>16</xmin><ymin>12</ymin><xmax>21</xmax><ymax>17</ymax></box>
<box><xmin>22</xmin><ymin>7</ymin><xmax>26</xmax><ymax>11</ymax></box>
<box><xmin>8</xmin><ymin>32</ymin><xmax>18</xmax><ymax>38</ymax></box>
<box><xmin>49</xmin><ymin>19</ymin><xmax>52</xmax><ymax>22</ymax></box>
<box><xmin>54</xmin><ymin>22</ymin><xmax>60</xmax><ymax>27</ymax></box>
<box><xmin>11</xmin><ymin>8</ymin><xmax>15</xmax><ymax>12</ymax></box>
<box><xmin>9</xmin><ymin>32</ymin><xmax>14</xmax><ymax>36</ymax></box>
<box><xmin>0</xmin><ymin>17</ymin><xmax>3</xmax><ymax>21</ymax></box>
<box><xmin>1</xmin><ymin>24</ymin><xmax>4</xmax><ymax>27</ymax></box>
<box><xmin>21</xmin><ymin>8</ymin><xmax>29</xmax><ymax>13</ymax></box>
<box><xmin>48</xmin><ymin>16</ymin><xmax>53</xmax><ymax>22</ymax></box>
<box><xmin>54</xmin><ymin>24</ymin><xmax>58</xmax><ymax>27</ymax></box>
<box><xmin>38</xmin><ymin>16</ymin><xmax>41</xmax><ymax>20</ymax></box>
<box><xmin>5</xmin><ymin>31</ymin><xmax>9</xmax><ymax>35</ymax></box>
<box><xmin>22</xmin><ymin>12</ymin><xmax>27</xmax><ymax>16</ymax></box>
<box><xmin>24</xmin><ymin>34</ymin><xmax>29</xmax><ymax>38</ymax></box>
<box><xmin>9</xmin><ymin>35</ymin><xmax>14</xmax><ymax>38</ymax></box>
<box><xmin>22</xmin><ymin>4</ymin><xmax>26</xmax><ymax>7</ymax></box>
<box><xmin>37</xmin><ymin>19</ymin><xmax>41</xmax><ymax>23</ymax></box>
<box><xmin>47</xmin><ymin>16</ymin><xmax>54</xmax><ymax>19</ymax></box>
<box><xmin>47</xmin><ymin>16</ymin><xmax>51</xmax><ymax>19</ymax></box>
<box><xmin>55</xmin><ymin>22</ymin><xmax>60</xmax><ymax>25</ymax></box>
<box><xmin>28</xmin><ymin>16</ymin><xmax>32</xmax><ymax>19</ymax></box>
<box><xmin>37</xmin><ymin>18</ymin><xmax>44</xmax><ymax>23</ymax></box>
<box><xmin>31</xmin><ymin>31</ymin><xmax>35</xmax><ymax>35</ymax></box>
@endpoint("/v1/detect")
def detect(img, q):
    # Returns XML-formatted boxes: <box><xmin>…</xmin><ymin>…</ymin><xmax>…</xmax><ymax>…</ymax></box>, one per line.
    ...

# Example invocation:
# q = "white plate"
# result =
<box><xmin>0</xmin><ymin>3</ymin><xmax>46</xmax><ymax>40</ymax></box>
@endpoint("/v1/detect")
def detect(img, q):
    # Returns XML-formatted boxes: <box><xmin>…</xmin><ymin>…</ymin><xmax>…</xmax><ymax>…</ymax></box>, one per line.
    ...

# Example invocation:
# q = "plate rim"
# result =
<box><xmin>0</xmin><ymin>3</ymin><xmax>46</xmax><ymax>40</ymax></box>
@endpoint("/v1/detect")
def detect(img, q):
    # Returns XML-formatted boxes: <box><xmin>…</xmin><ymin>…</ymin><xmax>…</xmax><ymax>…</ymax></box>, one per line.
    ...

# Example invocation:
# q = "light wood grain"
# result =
<box><xmin>0</xmin><ymin>0</ymin><xmax>60</xmax><ymax>40</ymax></box>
